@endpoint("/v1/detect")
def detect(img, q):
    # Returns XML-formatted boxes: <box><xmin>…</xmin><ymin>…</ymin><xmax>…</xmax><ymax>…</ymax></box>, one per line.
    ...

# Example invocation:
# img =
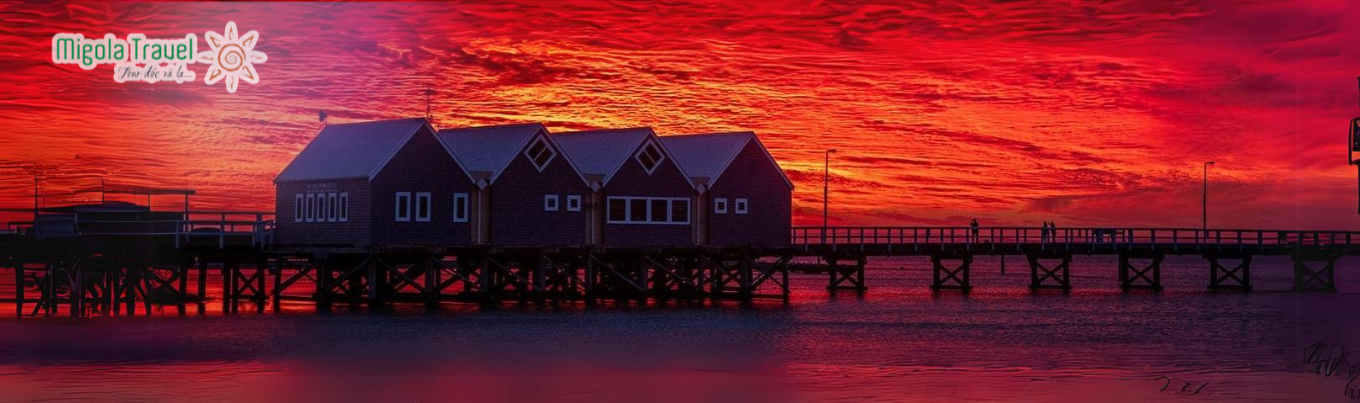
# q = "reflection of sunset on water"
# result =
<box><xmin>1</xmin><ymin>1</ymin><xmax>1357</xmax><ymax>229</ymax></box>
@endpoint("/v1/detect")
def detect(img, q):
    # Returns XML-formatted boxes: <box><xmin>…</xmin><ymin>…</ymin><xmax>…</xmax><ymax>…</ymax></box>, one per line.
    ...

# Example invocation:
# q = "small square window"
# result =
<box><xmin>714</xmin><ymin>198</ymin><xmax>728</xmax><ymax>214</ymax></box>
<box><xmin>567</xmin><ymin>195</ymin><xmax>582</xmax><ymax>212</ymax></box>
<box><xmin>634</xmin><ymin>140</ymin><xmax>665</xmax><ymax>174</ymax></box>
<box><xmin>544</xmin><ymin>195</ymin><xmax>560</xmax><ymax>211</ymax></box>
<box><xmin>735</xmin><ymin>198</ymin><xmax>748</xmax><ymax>214</ymax></box>
<box><xmin>416</xmin><ymin>192</ymin><xmax>432</xmax><ymax>222</ymax></box>
<box><xmin>395</xmin><ymin>192</ymin><xmax>411</xmax><ymax>222</ymax></box>
<box><xmin>524</xmin><ymin>136</ymin><xmax>557</xmax><ymax>172</ymax></box>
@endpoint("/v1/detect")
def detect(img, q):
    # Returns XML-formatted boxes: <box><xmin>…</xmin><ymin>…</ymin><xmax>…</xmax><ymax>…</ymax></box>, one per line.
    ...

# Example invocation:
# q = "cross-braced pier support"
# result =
<box><xmin>1027</xmin><ymin>252</ymin><xmax>1072</xmax><ymax>291</ymax></box>
<box><xmin>825</xmin><ymin>254</ymin><xmax>867</xmax><ymax>292</ymax></box>
<box><xmin>1293</xmin><ymin>252</ymin><xmax>1339</xmax><ymax>292</ymax></box>
<box><xmin>1118</xmin><ymin>253</ymin><xmax>1163</xmax><ymax>291</ymax></box>
<box><xmin>930</xmin><ymin>253</ymin><xmax>972</xmax><ymax>291</ymax></box>
<box><xmin>1206</xmin><ymin>253</ymin><xmax>1252</xmax><ymax>291</ymax></box>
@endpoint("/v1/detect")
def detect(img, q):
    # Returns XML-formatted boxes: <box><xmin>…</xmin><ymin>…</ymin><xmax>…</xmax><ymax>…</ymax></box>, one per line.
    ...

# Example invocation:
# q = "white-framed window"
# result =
<box><xmin>327</xmin><ymin>193</ymin><xmax>338</xmax><ymax>222</ymax></box>
<box><xmin>416</xmin><ymin>192</ymin><xmax>432</xmax><ymax>222</ymax></box>
<box><xmin>395</xmin><ymin>192</ymin><xmax>411</xmax><ymax>222</ymax></box>
<box><xmin>605</xmin><ymin>196</ymin><xmax>689</xmax><ymax>224</ymax></box>
<box><xmin>634</xmin><ymin>140</ymin><xmax>665</xmax><ymax>174</ymax></box>
<box><xmin>735</xmin><ymin>198</ymin><xmax>748</xmax><ymax>214</ymax></box>
<box><xmin>294</xmin><ymin>194</ymin><xmax>304</xmax><ymax>222</ymax></box>
<box><xmin>306</xmin><ymin>193</ymin><xmax>316</xmax><ymax>222</ymax></box>
<box><xmin>567</xmin><ymin>195</ymin><xmax>582</xmax><ymax>212</ymax></box>
<box><xmin>452</xmin><ymin>193</ymin><xmax>469</xmax><ymax>223</ymax></box>
<box><xmin>338</xmin><ymin>193</ymin><xmax>349</xmax><ymax>222</ymax></box>
<box><xmin>714</xmin><ymin>198</ymin><xmax>728</xmax><ymax>214</ymax></box>
<box><xmin>544</xmin><ymin>194</ymin><xmax>560</xmax><ymax>211</ymax></box>
<box><xmin>321</xmin><ymin>193</ymin><xmax>330</xmax><ymax>222</ymax></box>
<box><xmin>524</xmin><ymin>135</ymin><xmax>557</xmax><ymax>172</ymax></box>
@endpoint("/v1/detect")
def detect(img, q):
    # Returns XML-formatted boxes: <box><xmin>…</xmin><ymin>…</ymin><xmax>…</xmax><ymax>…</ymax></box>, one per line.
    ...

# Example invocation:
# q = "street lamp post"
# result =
<box><xmin>822</xmin><ymin>149</ymin><xmax>837</xmax><ymax>244</ymax></box>
<box><xmin>1202</xmin><ymin>161</ymin><xmax>1214</xmax><ymax>231</ymax></box>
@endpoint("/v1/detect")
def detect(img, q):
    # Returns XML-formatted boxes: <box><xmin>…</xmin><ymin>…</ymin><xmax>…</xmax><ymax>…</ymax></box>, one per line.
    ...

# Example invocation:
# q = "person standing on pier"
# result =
<box><xmin>969</xmin><ymin>218</ymin><xmax>980</xmax><ymax>243</ymax></box>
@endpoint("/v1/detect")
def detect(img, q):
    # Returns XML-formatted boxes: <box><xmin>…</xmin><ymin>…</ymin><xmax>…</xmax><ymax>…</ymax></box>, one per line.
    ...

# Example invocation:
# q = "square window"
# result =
<box><xmin>452</xmin><ymin>193</ymin><xmax>469</xmax><ymax>222</ymax></box>
<box><xmin>608</xmin><ymin>198</ymin><xmax>627</xmax><ymax>223</ymax></box>
<box><xmin>524</xmin><ymin>136</ymin><xmax>557</xmax><ymax>172</ymax></box>
<box><xmin>544</xmin><ymin>194</ymin><xmax>560</xmax><ymax>211</ymax></box>
<box><xmin>294</xmin><ymin>194</ymin><xmax>303</xmax><ymax>222</ymax></box>
<box><xmin>714</xmin><ymin>198</ymin><xmax>728</xmax><ymax>214</ymax></box>
<box><xmin>416</xmin><ymin>192</ymin><xmax>432</xmax><ymax>222</ymax></box>
<box><xmin>567</xmin><ymin>195</ymin><xmax>582</xmax><ymax>212</ymax></box>
<box><xmin>735</xmin><ymin>198</ymin><xmax>748</xmax><ymax>214</ymax></box>
<box><xmin>395</xmin><ymin>192</ymin><xmax>411</xmax><ymax>222</ymax></box>
<box><xmin>634</xmin><ymin>140</ymin><xmax>665</xmax><ymax>174</ymax></box>
<box><xmin>306</xmin><ymin>194</ymin><xmax>316</xmax><ymax>222</ymax></box>
<box><xmin>670</xmin><ymin>199</ymin><xmax>689</xmax><ymax>223</ymax></box>
<box><xmin>338</xmin><ymin>193</ymin><xmax>349</xmax><ymax>222</ymax></box>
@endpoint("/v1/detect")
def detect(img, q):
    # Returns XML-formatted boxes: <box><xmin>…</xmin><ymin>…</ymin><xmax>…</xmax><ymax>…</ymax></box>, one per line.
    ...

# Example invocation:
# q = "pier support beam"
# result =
<box><xmin>1027</xmin><ymin>252</ymin><xmax>1072</xmax><ymax>291</ymax></box>
<box><xmin>930</xmin><ymin>253</ymin><xmax>972</xmax><ymax>291</ymax></box>
<box><xmin>826</xmin><ymin>254</ymin><xmax>867</xmax><ymax>292</ymax></box>
<box><xmin>1118</xmin><ymin>253</ymin><xmax>1163</xmax><ymax>291</ymax></box>
<box><xmin>1293</xmin><ymin>252</ymin><xmax>1339</xmax><ymax>292</ymax></box>
<box><xmin>1207</xmin><ymin>254</ymin><xmax>1252</xmax><ymax>291</ymax></box>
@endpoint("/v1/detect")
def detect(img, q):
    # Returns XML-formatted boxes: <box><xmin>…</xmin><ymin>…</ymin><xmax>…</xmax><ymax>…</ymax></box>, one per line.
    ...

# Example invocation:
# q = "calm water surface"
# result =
<box><xmin>1</xmin><ymin>256</ymin><xmax>1358</xmax><ymax>402</ymax></box>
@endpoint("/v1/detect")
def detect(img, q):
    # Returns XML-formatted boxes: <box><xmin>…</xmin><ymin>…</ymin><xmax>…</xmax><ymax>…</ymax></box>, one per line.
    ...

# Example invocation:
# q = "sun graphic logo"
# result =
<box><xmin>196</xmin><ymin>21</ymin><xmax>267</xmax><ymax>93</ymax></box>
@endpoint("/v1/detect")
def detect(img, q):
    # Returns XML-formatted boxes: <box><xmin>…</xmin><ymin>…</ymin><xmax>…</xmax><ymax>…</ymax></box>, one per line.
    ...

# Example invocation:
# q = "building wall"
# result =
<box><xmin>273</xmin><ymin>178</ymin><xmax>371</xmax><ymax>247</ymax></box>
<box><xmin>488</xmin><ymin>142</ymin><xmax>592</xmax><ymax>247</ymax></box>
<box><xmin>369</xmin><ymin>126</ymin><xmax>477</xmax><ymax>247</ymax></box>
<box><xmin>600</xmin><ymin>142</ymin><xmax>696</xmax><ymax>247</ymax></box>
<box><xmin>705</xmin><ymin>141</ymin><xmax>792</xmax><ymax>248</ymax></box>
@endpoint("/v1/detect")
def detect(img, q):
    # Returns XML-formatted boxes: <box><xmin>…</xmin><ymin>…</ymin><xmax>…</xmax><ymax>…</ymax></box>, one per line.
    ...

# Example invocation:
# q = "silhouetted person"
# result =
<box><xmin>969</xmin><ymin>218</ymin><xmax>979</xmax><ymax>243</ymax></box>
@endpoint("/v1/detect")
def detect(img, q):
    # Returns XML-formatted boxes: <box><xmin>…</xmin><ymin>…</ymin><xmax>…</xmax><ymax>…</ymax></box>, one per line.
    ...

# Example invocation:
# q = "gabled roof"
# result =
<box><xmin>275</xmin><ymin>117</ymin><xmax>434</xmax><ymax>183</ymax></box>
<box><xmin>552</xmin><ymin>127</ymin><xmax>656</xmax><ymax>187</ymax></box>
<box><xmin>435</xmin><ymin>123</ymin><xmax>590</xmax><ymax>187</ymax></box>
<box><xmin>661</xmin><ymin>131</ymin><xmax>794</xmax><ymax>191</ymax></box>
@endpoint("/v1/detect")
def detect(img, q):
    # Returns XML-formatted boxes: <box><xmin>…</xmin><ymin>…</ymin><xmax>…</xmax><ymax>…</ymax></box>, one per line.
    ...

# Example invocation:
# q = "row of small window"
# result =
<box><xmin>394</xmin><ymin>192</ymin><xmax>472</xmax><ymax>222</ymax></box>
<box><xmin>607</xmin><ymin>197</ymin><xmax>689</xmax><ymax>224</ymax></box>
<box><xmin>714</xmin><ymin>198</ymin><xmax>749</xmax><ymax>214</ymax></box>
<box><xmin>294</xmin><ymin>193</ymin><xmax>349</xmax><ymax>223</ymax></box>
<box><xmin>543</xmin><ymin>195</ymin><xmax>583</xmax><ymax>212</ymax></box>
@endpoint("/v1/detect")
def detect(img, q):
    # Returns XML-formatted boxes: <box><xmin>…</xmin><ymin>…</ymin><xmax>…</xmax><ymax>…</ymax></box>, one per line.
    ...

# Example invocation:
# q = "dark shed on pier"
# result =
<box><xmin>662</xmin><ymin>132</ymin><xmax>792</xmax><ymax>248</ymax></box>
<box><xmin>436</xmin><ymin>123</ymin><xmax>592</xmax><ymax>247</ymax></box>
<box><xmin>554</xmin><ymin>128</ymin><xmax>696</xmax><ymax>247</ymax></box>
<box><xmin>273</xmin><ymin>118</ymin><xmax>477</xmax><ymax>248</ymax></box>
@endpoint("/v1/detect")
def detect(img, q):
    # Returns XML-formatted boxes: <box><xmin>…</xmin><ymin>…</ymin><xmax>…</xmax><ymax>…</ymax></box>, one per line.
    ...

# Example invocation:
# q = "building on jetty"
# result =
<box><xmin>662</xmin><ymin>132</ymin><xmax>793</xmax><ymax>248</ymax></box>
<box><xmin>273</xmin><ymin>118</ymin><xmax>476</xmax><ymax>248</ymax></box>
<box><xmin>436</xmin><ymin>123</ymin><xmax>592</xmax><ymax>247</ymax></box>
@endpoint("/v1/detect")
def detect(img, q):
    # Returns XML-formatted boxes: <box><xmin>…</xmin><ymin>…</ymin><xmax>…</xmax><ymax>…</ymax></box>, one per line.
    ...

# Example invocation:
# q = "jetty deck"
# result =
<box><xmin>2</xmin><ymin>213</ymin><xmax>1357</xmax><ymax>318</ymax></box>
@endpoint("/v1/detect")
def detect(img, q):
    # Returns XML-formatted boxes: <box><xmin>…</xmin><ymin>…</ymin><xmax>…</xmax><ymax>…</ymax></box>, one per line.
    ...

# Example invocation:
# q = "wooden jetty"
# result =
<box><xmin>3</xmin><ymin>213</ymin><xmax>1359</xmax><ymax>318</ymax></box>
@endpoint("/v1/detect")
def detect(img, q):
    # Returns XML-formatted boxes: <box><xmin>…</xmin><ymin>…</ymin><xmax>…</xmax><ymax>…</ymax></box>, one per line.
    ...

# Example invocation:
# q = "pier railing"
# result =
<box><xmin>791</xmin><ymin>227</ymin><xmax>1360</xmax><ymax>253</ymax></box>
<box><xmin>70</xmin><ymin>211</ymin><xmax>274</xmax><ymax>248</ymax></box>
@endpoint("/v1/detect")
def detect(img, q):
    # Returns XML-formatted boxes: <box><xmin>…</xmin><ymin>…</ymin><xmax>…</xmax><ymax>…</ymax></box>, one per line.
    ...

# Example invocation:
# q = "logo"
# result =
<box><xmin>50</xmin><ymin>21</ymin><xmax>266</xmax><ymax>93</ymax></box>
<box><xmin>197</xmin><ymin>22</ymin><xmax>267</xmax><ymax>94</ymax></box>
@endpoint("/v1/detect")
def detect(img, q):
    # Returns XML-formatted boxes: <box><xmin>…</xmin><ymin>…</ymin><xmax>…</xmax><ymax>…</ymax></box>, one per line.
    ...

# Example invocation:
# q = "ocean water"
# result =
<box><xmin>1</xmin><ymin>255</ymin><xmax>1358</xmax><ymax>402</ymax></box>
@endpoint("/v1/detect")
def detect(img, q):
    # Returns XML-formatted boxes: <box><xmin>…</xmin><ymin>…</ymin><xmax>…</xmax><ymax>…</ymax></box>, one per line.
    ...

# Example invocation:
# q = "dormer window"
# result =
<box><xmin>634</xmin><ymin>140</ymin><xmax>664</xmax><ymax>174</ymax></box>
<box><xmin>524</xmin><ymin>135</ymin><xmax>557</xmax><ymax>172</ymax></box>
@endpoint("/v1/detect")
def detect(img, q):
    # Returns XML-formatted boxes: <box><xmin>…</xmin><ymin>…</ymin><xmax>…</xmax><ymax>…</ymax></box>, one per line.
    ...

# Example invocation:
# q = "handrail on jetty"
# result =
<box><xmin>13</xmin><ymin>211</ymin><xmax>274</xmax><ymax>249</ymax></box>
<box><xmin>791</xmin><ymin>226</ymin><xmax>1360</xmax><ymax>253</ymax></box>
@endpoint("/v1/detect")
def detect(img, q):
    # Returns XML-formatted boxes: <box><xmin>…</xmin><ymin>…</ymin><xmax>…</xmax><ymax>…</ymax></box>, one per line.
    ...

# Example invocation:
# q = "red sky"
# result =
<box><xmin>1</xmin><ymin>1</ymin><xmax>1358</xmax><ymax>229</ymax></box>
